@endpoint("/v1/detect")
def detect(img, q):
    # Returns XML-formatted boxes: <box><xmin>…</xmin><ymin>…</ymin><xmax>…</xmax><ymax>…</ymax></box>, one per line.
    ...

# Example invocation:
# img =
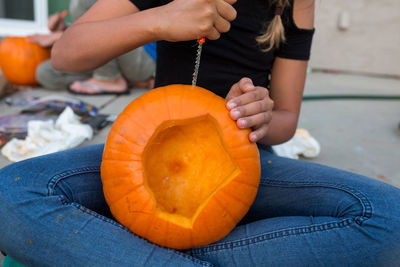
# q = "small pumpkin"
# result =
<box><xmin>0</xmin><ymin>36</ymin><xmax>50</xmax><ymax>86</ymax></box>
<box><xmin>101</xmin><ymin>84</ymin><xmax>261</xmax><ymax>249</ymax></box>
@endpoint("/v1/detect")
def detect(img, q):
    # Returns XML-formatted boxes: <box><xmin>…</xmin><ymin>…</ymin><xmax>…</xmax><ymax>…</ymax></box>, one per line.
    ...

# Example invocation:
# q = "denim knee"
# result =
<box><xmin>0</xmin><ymin>160</ymin><xmax>33</xmax><ymax>204</ymax></box>
<box><xmin>0</xmin><ymin>160</ymin><xmax>48</xmax><ymax>220</ymax></box>
<box><xmin>375</xmin><ymin>183</ymin><xmax>400</xmax><ymax>237</ymax></box>
<box><xmin>0</xmin><ymin>160</ymin><xmax>41</xmax><ymax>255</ymax></box>
<box><xmin>367</xmin><ymin>182</ymin><xmax>400</xmax><ymax>262</ymax></box>
<box><xmin>0</xmin><ymin>145</ymin><xmax>105</xmax><ymax>207</ymax></box>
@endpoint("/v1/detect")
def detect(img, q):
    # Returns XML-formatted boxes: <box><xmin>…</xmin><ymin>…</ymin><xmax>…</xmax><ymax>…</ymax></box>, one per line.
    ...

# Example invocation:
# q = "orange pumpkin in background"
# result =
<box><xmin>101</xmin><ymin>84</ymin><xmax>261</xmax><ymax>249</ymax></box>
<box><xmin>0</xmin><ymin>36</ymin><xmax>50</xmax><ymax>86</ymax></box>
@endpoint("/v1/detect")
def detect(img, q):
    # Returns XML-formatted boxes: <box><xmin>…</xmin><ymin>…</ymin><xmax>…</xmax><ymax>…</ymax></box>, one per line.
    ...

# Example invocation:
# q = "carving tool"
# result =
<box><xmin>192</xmin><ymin>38</ymin><xmax>205</xmax><ymax>86</ymax></box>
<box><xmin>60</xmin><ymin>10</ymin><xmax>68</xmax><ymax>19</ymax></box>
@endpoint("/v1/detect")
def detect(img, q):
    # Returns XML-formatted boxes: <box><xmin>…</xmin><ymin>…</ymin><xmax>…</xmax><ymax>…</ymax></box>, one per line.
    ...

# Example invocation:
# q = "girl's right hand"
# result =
<box><xmin>156</xmin><ymin>0</ymin><xmax>237</xmax><ymax>42</ymax></box>
<box><xmin>48</xmin><ymin>12</ymin><xmax>67</xmax><ymax>32</ymax></box>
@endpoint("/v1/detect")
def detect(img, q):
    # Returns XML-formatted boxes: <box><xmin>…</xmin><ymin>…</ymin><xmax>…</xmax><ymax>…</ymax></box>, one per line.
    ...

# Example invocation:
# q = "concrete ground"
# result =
<box><xmin>299</xmin><ymin>72</ymin><xmax>400</xmax><ymax>187</ymax></box>
<box><xmin>0</xmin><ymin>72</ymin><xmax>399</xmax><ymax>264</ymax></box>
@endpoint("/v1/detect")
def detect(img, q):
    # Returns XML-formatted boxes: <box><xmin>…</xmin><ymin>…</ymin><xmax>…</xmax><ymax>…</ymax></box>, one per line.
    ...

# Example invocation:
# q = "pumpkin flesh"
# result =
<box><xmin>143</xmin><ymin>114</ymin><xmax>240</xmax><ymax>229</ymax></box>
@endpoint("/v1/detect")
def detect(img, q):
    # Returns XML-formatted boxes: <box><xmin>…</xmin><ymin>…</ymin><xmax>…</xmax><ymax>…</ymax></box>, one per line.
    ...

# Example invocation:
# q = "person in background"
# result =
<box><xmin>30</xmin><ymin>0</ymin><xmax>156</xmax><ymax>95</ymax></box>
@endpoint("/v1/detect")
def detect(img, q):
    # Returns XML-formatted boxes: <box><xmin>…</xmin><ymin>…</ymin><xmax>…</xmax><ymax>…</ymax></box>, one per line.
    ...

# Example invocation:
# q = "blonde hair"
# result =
<box><xmin>257</xmin><ymin>0</ymin><xmax>290</xmax><ymax>51</ymax></box>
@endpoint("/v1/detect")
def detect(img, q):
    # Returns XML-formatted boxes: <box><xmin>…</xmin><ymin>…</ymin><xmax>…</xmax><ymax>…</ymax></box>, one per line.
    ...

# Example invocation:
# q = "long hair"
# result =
<box><xmin>256</xmin><ymin>0</ymin><xmax>290</xmax><ymax>51</ymax></box>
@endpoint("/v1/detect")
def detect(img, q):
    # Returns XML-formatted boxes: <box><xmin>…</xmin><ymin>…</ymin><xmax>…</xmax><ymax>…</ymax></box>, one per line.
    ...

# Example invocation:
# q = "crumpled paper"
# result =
<box><xmin>2</xmin><ymin>107</ymin><xmax>93</xmax><ymax>162</ymax></box>
<box><xmin>272</xmin><ymin>128</ymin><xmax>320</xmax><ymax>159</ymax></box>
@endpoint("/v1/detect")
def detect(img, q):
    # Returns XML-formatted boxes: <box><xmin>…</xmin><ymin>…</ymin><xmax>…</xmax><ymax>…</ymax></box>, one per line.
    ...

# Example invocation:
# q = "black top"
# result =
<box><xmin>130</xmin><ymin>0</ymin><xmax>315</xmax><ymax>97</ymax></box>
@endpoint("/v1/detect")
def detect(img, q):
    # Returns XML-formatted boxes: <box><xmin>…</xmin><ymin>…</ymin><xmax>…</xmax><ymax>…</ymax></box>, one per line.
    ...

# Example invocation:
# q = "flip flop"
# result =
<box><xmin>67</xmin><ymin>81</ymin><xmax>130</xmax><ymax>95</ymax></box>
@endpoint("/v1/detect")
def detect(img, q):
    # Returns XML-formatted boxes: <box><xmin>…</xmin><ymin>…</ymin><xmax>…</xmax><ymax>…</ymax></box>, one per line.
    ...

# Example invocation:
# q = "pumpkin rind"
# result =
<box><xmin>101</xmin><ymin>84</ymin><xmax>261</xmax><ymax>249</ymax></box>
<box><xmin>0</xmin><ymin>37</ymin><xmax>50</xmax><ymax>86</ymax></box>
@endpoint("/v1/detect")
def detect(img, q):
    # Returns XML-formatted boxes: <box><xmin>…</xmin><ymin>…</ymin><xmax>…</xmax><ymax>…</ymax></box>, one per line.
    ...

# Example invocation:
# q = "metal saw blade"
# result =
<box><xmin>192</xmin><ymin>39</ymin><xmax>204</xmax><ymax>86</ymax></box>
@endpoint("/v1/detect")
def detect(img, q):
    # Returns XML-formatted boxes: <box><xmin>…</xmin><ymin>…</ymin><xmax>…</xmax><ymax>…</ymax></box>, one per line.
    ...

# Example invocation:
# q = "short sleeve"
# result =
<box><xmin>275</xmin><ymin>6</ymin><xmax>315</xmax><ymax>61</ymax></box>
<box><xmin>129</xmin><ymin>0</ymin><xmax>160</xmax><ymax>11</ymax></box>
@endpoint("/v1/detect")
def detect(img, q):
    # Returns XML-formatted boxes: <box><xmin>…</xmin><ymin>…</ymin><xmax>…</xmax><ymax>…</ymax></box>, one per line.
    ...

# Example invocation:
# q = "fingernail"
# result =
<box><xmin>227</xmin><ymin>101</ymin><xmax>237</xmax><ymax>109</ymax></box>
<box><xmin>238</xmin><ymin>119</ymin><xmax>246</xmax><ymax>128</ymax></box>
<box><xmin>244</xmin><ymin>82</ymin><xmax>254</xmax><ymax>90</ymax></box>
<box><xmin>232</xmin><ymin>110</ymin><xmax>240</xmax><ymax>118</ymax></box>
<box><xmin>250</xmin><ymin>133</ymin><xmax>257</xmax><ymax>142</ymax></box>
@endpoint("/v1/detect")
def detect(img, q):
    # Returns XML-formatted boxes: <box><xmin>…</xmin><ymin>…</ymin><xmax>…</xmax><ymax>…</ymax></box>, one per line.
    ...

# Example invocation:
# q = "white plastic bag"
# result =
<box><xmin>2</xmin><ymin>107</ymin><xmax>93</xmax><ymax>162</ymax></box>
<box><xmin>272</xmin><ymin>129</ymin><xmax>320</xmax><ymax>159</ymax></box>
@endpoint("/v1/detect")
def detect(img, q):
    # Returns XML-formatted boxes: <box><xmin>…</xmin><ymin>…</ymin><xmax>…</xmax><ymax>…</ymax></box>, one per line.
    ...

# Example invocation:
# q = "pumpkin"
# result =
<box><xmin>101</xmin><ymin>84</ymin><xmax>261</xmax><ymax>249</ymax></box>
<box><xmin>0</xmin><ymin>36</ymin><xmax>51</xmax><ymax>86</ymax></box>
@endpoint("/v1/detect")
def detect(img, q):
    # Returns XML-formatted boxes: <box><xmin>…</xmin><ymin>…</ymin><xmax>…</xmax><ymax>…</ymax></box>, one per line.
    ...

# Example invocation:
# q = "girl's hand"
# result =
<box><xmin>27</xmin><ymin>32</ymin><xmax>63</xmax><ymax>48</ymax></box>
<box><xmin>226</xmin><ymin>78</ymin><xmax>274</xmax><ymax>143</ymax></box>
<box><xmin>157</xmin><ymin>0</ymin><xmax>237</xmax><ymax>42</ymax></box>
<box><xmin>48</xmin><ymin>12</ymin><xmax>67</xmax><ymax>32</ymax></box>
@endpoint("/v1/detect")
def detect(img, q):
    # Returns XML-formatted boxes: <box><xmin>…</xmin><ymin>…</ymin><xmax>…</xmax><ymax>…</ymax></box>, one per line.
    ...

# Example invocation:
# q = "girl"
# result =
<box><xmin>0</xmin><ymin>0</ymin><xmax>399</xmax><ymax>266</ymax></box>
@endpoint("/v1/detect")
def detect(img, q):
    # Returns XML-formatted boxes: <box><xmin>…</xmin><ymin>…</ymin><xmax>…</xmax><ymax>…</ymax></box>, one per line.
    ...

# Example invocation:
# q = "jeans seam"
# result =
<box><xmin>63</xmin><ymin>199</ymin><xmax>212</xmax><ymax>266</ymax></box>
<box><xmin>47</xmin><ymin>166</ymin><xmax>101</xmax><ymax>196</ymax></box>
<box><xmin>48</xmin><ymin>167</ymin><xmax>213</xmax><ymax>267</ymax></box>
<box><xmin>259</xmin><ymin>179</ymin><xmax>373</xmax><ymax>224</ymax></box>
<box><xmin>191</xmin><ymin>218</ymin><xmax>355</xmax><ymax>254</ymax></box>
<box><xmin>190</xmin><ymin>180</ymin><xmax>373</xmax><ymax>255</ymax></box>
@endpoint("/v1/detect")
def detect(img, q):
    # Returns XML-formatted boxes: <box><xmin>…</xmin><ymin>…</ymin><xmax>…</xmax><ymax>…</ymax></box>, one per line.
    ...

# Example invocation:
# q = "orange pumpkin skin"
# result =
<box><xmin>0</xmin><ymin>36</ymin><xmax>50</xmax><ymax>86</ymax></box>
<box><xmin>101</xmin><ymin>85</ymin><xmax>261</xmax><ymax>249</ymax></box>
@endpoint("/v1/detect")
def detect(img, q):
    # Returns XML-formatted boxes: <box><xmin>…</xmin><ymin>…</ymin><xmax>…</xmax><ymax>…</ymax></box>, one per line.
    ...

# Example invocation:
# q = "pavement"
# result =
<box><xmin>299</xmin><ymin>72</ymin><xmax>400</xmax><ymax>187</ymax></box>
<box><xmin>0</xmin><ymin>72</ymin><xmax>399</xmax><ymax>264</ymax></box>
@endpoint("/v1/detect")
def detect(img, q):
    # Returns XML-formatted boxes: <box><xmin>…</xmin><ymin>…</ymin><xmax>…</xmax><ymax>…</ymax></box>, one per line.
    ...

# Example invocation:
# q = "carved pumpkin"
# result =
<box><xmin>0</xmin><ymin>36</ymin><xmax>50</xmax><ymax>86</ymax></box>
<box><xmin>101</xmin><ymin>85</ymin><xmax>261</xmax><ymax>249</ymax></box>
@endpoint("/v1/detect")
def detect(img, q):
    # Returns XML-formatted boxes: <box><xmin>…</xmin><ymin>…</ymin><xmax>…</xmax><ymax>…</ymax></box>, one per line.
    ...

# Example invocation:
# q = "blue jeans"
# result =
<box><xmin>0</xmin><ymin>144</ymin><xmax>399</xmax><ymax>266</ymax></box>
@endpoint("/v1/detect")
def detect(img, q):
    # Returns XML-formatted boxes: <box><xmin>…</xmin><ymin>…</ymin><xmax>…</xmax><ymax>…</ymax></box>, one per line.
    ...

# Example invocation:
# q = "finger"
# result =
<box><xmin>226</xmin><ymin>83</ymin><xmax>241</xmax><ymax>102</ymax></box>
<box><xmin>249</xmin><ymin>124</ymin><xmax>269</xmax><ymax>143</ymax></box>
<box><xmin>216</xmin><ymin>0</ymin><xmax>237</xmax><ymax>22</ymax></box>
<box><xmin>229</xmin><ymin>99</ymin><xmax>273</xmax><ymax>120</ymax></box>
<box><xmin>237</xmin><ymin>77</ymin><xmax>255</xmax><ymax>93</ymax></box>
<box><xmin>206</xmin><ymin>26</ymin><xmax>221</xmax><ymax>40</ymax></box>
<box><xmin>236</xmin><ymin>111</ymin><xmax>272</xmax><ymax>129</ymax></box>
<box><xmin>48</xmin><ymin>14</ymin><xmax>62</xmax><ymax>31</ymax></box>
<box><xmin>214</xmin><ymin>15</ymin><xmax>231</xmax><ymax>33</ymax></box>
<box><xmin>222</xmin><ymin>0</ymin><xmax>237</xmax><ymax>5</ymax></box>
<box><xmin>26</xmin><ymin>35</ymin><xmax>39</xmax><ymax>43</ymax></box>
<box><xmin>226</xmin><ymin>77</ymin><xmax>254</xmax><ymax>105</ymax></box>
<box><xmin>229</xmin><ymin>87</ymin><xmax>268</xmax><ymax>108</ymax></box>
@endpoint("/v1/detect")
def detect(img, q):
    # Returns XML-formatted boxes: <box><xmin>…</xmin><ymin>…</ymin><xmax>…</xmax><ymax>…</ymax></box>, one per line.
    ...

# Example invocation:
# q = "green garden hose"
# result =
<box><xmin>301</xmin><ymin>93</ymin><xmax>400</xmax><ymax>130</ymax></box>
<box><xmin>302</xmin><ymin>94</ymin><xmax>400</xmax><ymax>101</ymax></box>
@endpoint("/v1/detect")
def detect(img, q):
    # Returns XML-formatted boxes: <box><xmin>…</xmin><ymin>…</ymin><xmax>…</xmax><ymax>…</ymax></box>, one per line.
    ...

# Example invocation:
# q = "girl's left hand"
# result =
<box><xmin>27</xmin><ymin>32</ymin><xmax>63</xmax><ymax>48</ymax></box>
<box><xmin>226</xmin><ymin>78</ymin><xmax>274</xmax><ymax>143</ymax></box>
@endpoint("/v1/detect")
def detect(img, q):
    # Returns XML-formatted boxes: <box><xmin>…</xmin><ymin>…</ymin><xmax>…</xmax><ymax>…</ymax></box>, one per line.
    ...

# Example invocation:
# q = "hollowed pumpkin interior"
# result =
<box><xmin>143</xmin><ymin>115</ymin><xmax>239</xmax><ymax>228</ymax></box>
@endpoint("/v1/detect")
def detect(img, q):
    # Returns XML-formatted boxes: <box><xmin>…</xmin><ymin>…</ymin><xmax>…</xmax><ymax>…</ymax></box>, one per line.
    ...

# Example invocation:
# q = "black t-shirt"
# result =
<box><xmin>130</xmin><ymin>0</ymin><xmax>314</xmax><ymax>97</ymax></box>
